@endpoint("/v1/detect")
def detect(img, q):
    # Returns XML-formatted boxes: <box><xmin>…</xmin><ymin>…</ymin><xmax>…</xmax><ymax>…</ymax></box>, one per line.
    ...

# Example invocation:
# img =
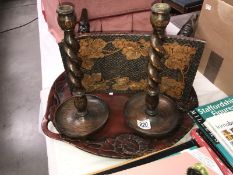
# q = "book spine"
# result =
<box><xmin>188</xmin><ymin>110</ymin><xmax>233</xmax><ymax>167</ymax></box>
<box><xmin>188</xmin><ymin>110</ymin><xmax>219</xmax><ymax>144</ymax></box>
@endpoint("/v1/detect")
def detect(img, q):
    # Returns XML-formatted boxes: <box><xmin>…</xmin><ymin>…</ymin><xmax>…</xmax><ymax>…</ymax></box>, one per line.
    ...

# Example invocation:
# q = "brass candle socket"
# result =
<box><xmin>54</xmin><ymin>5</ymin><xmax>109</xmax><ymax>139</ymax></box>
<box><xmin>124</xmin><ymin>3</ymin><xmax>182</xmax><ymax>137</ymax></box>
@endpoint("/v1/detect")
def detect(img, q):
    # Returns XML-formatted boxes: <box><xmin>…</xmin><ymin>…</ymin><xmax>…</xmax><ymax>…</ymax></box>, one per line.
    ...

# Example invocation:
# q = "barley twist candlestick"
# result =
<box><xmin>124</xmin><ymin>3</ymin><xmax>182</xmax><ymax>137</ymax></box>
<box><xmin>55</xmin><ymin>5</ymin><xmax>109</xmax><ymax>139</ymax></box>
<box><xmin>145</xmin><ymin>3</ymin><xmax>169</xmax><ymax>116</ymax></box>
<box><xmin>56</xmin><ymin>5</ymin><xmax>86</xmax><ymax>115</ymax></box>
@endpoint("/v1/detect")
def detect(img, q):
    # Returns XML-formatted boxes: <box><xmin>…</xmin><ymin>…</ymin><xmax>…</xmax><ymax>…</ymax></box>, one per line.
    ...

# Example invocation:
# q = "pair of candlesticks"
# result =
<box><xmin>55</xmin><ymin>3</ymin><xmax>182</xmax><ymax>139</ymax></box>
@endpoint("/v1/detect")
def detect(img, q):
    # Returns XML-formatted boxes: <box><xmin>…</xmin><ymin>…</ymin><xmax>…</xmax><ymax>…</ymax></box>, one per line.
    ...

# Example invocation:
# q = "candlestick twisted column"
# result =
<box><xmin>124</xmin><ymin>3</ymin><xmax>182</xmax><ymax>137</ymax></box>
<box><xmin>54</xmin><ymin>5</ymin><xmax>109</xmax><ymax>139</ymax></box>
<box><xmin>56</xmin><ymin>5</ymin><xmax>87</xmax><ymax>115</ymax></box>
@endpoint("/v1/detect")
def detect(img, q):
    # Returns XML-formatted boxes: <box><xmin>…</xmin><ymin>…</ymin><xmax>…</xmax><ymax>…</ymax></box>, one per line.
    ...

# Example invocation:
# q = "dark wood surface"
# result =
<box><xmin>41</xmin><ymin>72</ymin><xmax>198</xmax><ymax>159</ymax></box>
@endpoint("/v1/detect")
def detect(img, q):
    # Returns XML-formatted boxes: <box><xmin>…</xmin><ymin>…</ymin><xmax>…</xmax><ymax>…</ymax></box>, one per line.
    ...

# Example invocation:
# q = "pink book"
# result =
<box><xmin>112</xmin><ymin>147</ymin><xmax>223</xmax><ymax>175</ymax></box>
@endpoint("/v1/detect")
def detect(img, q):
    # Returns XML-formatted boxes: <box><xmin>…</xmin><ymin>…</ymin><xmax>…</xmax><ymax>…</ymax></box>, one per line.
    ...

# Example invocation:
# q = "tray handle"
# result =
<box><xmin>41</xmin><ymin>83</ymin><xmax>61</xmax><ymax>140</ymax></box>
<box><xmin>41</xmin><ymin>117</ymin><xmax>61</xmax><ymax>140</ymax></box>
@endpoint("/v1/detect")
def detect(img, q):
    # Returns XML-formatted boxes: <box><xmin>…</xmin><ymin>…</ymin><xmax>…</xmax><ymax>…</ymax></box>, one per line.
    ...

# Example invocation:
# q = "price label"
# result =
<box><xmin>205</xmin><ymin>4</ymin><xmax>212</xmax><ymax>10</ymax></box>
<box><xmin>137</xmin><ymin>119</ymin><xmax>151</xmax><ymax>130</ymax></box>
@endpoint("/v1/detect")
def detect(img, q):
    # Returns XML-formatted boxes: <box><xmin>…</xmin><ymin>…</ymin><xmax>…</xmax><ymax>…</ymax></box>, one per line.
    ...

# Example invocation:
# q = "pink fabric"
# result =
<box><xmin>133</xmin><ymin>11</ymin><xmax>152</xmax><ymax>31</ymax></box>
<box><xmin>41</xmin><ymin>0</ymin><xmax>159</xmax><ymax>42</ymax></box>
<box><xmin>99</xmin><ymin>14</ymin><xmax>133</xmax><ymax>32</ymax></box>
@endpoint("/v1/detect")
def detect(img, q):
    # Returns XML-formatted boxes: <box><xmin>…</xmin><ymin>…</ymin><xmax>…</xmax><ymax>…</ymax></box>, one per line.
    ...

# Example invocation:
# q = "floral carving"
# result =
<box><xmin>78</xmin><ymin>38</ymin><xmax>150</xmax><ymax>70</ymax></box>
<box><xmin>112</xmin><ymin>38</ymin><xmax>126</xmax><ymax>49</ymax></box>
<box><xmin>139</xmin><ymin>38</ymin><xmax>150</xmax><ymax>56</ymax></box>
<box><xmin>160</xmin><ymin>77</ymin><xmax>184</xmax><ymax>99</ymax></box>
<box><xmin>79</xmin><ymin>38</ymin><xmax>107</xmax><ymax>70</ymax></box>
<box><xmin>81</xmin><ymin>60</ymin><xmax>94</xmax><ymax>70</ymax></box>
<box><xmin>163</xmin><ymin>43</ymin><xmax>196</xmax><ymax>71</ymax></box>
<box><xmin>77</xmin><ymin>37</ymin><xmax>197</xmax><ymax>100</ymax></box>
<box><xmin>112</xmin><ymin>77</ymin><xmax>147</xmax><ymax>91</ymax></box>
<box><xmin>112</xmin><ymin>77</ymin><xmax>130</xmax><ymax>91</ymax></box>
<box><xmin>113</xmin><ymin>38</ymin><xmax>150</xmax><ymax>60</ymax></box>
<box><xmin>113</xmin><ymin>134</ymin><xmax>149</xmax><ymax>156</ymax></box>
<box><xmin>79</xmin><ymin>38</ymin><xmax>107</xmax><ymax>59</ymax></box>
<box><xmin>82</xmin><ymin>74</ymin><xmax>147</xmax><ymax>92</ymax></box>
<box><xmin>82</xmin><ymin>74</ymin><xmax>184</xmax><ymax>99</ymax></box>
<box><xmin>129</xmin><ymin>79</ymin><xmax>147</xmax><ymax>91</ymax></box>
<box><xmin>82</xmin><ymin>73</ymin><xmax>109</xmax><ymax>92</ymax></box>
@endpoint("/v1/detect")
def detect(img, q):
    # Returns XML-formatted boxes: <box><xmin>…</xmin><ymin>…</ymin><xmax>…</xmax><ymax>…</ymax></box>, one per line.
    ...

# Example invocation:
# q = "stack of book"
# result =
<box><xmin>188</xmin><ymin>96</ymin><xmax>233</xmax><ymax>170</ymax></box>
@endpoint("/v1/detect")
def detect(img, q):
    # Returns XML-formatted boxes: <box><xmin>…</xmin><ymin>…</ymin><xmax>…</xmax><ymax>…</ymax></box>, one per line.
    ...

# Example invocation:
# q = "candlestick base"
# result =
<box><xmin>124</xmin><ymin>93</ymin><xmax>182</xmax><ymax>137</ymax></box>
<box><xmin>54</xmin><ymin>95</ymin><xmax>109</xmax><ymax>139</ymax></box>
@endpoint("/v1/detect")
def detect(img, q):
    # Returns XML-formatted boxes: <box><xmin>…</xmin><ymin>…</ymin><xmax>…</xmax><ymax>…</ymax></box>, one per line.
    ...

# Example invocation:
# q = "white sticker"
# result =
<box><xmin>109</xmin><ymin>92</ymin><xmax>113</xmax><ymax>95</ymax></box>
<box><xmin>205</xmin><ymin>4</ymin><xmax>212</xmax><ymax>10</ymax></box>
<box><xmin>137</xmin><ymin>119</ymin><xmax>151</xmax><ymax>130</ymax></box>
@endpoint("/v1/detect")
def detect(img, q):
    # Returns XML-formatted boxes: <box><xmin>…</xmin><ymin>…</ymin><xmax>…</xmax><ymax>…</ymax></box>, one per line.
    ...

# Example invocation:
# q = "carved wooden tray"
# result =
<box><xmin>41</xmin><ymin>72</ymin><xmax>198</xmax><ymax>159</ymax></box>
